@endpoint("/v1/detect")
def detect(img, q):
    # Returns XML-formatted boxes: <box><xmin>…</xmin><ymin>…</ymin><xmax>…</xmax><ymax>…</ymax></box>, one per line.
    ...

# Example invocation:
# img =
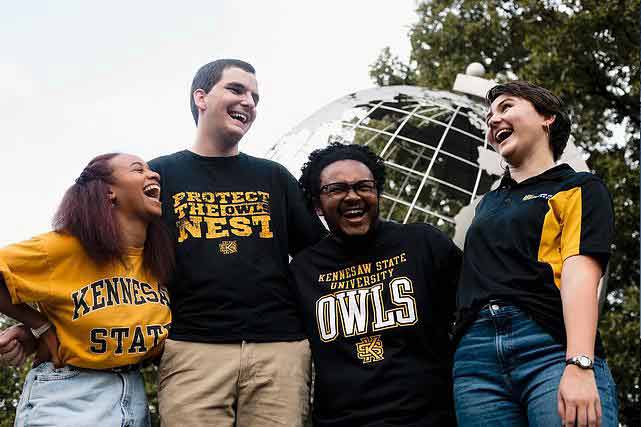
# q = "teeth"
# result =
<box><xmin>229</xmin><ymin>111</ymin><xmax>248</xmax><ymax>123</ymax></box>
<box><xmin>495</xmin><ymin>128</ymin><xmax>513</xmax><ymax>142</ymax></box>
<box><xmin>344</xmin><ymin>209</ymin><xmax>364</xmax><ymax>217</ymax></box>
<box><xmin>143</xmin><ymin>184</ymin><xmax>160</xmax><ymax>198</ymax></box>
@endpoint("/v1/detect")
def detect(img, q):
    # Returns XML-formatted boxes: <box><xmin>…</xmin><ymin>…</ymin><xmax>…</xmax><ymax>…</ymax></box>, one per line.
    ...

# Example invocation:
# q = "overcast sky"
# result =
<box><xmin>1</xmin><ymin>1</ymin><xmax>416</xmax><ymax>245</ymax></box>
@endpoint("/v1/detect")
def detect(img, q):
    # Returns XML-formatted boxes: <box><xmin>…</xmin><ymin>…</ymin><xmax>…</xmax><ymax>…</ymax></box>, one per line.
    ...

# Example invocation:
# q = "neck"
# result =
<box><xmin>115</xmin><ymin>214</ymin><xmax>148</xmax><ymax>249</ymax></box>
<box><xmin>507</xmin><ymin>145</ymin><xmax>556</xmax><ymax>183</ymax></box>
<box><xmin>191</xmin><ymin>125</ymin><xmax>239</xmax><ymax>157</ymax></box>
<box><xmin>331</xmin><ymin>220</ymin><xmax>380</xmax><ymax>248</ymax></box>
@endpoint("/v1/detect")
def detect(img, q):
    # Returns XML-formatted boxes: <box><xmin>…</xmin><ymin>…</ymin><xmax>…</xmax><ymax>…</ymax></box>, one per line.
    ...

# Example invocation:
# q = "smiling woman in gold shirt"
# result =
<box><xmin>0</xmin><ymin>153</ymin><xmax>173</xmax><ymax>426</ymax></box>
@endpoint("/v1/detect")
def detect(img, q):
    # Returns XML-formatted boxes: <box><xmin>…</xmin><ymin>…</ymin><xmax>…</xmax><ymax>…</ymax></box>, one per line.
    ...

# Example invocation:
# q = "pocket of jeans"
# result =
<box><xmin>32</xmin><ymin>363</ymin><xmax>80</xmax><ymax>382</ymax></box>
<box><xmin>26</xmin><ymin>365</ymin><xmax>83</xmax><ymax>407</ymax></box>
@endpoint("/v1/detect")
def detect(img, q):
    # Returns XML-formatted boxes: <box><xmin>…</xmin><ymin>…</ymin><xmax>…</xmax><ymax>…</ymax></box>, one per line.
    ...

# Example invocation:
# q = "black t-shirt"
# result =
<box><xmin>455</xmin><ymin>164</ymin><xmax>614</xmax><ymax>357</ymax></box>
<box><xmin>289</xmin><ymin>221</ymin><xmax>461</xmax><ymax>427</ymax></box>
<box><xmin>149</xmin><ymin>150</ymin><xmax>325</xmax><ymax>342</ymax></box>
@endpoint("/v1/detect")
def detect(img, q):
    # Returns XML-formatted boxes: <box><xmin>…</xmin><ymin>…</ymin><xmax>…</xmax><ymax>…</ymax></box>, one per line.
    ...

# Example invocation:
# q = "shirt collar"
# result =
<box><xmin>499</xmin><ymin>163</ymin><xmax>574</xmax><ymax>189</ymax></box>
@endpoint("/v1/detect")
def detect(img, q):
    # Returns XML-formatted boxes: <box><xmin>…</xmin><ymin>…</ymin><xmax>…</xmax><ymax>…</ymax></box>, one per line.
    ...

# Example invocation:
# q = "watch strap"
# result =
<box><xmin>565</xmin><ymin>355</ymin><xmax>594</xmax><ymax>370</ymax></box>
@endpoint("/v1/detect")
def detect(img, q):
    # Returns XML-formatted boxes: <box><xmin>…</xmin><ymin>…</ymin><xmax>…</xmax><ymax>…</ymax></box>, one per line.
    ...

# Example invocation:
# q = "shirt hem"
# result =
<box><xmin>167</xmin><ymin>332</ymin><xmax>307</xmax><ymax>343</ymax></box>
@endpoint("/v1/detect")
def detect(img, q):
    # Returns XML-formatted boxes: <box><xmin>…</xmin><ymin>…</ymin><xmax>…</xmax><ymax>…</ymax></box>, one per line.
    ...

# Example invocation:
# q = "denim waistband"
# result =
<box><xmin>67</xmin><ymin>363</ymin><xmax>142</xmax><ymax>374</ymax></box>
<box><xmin>477</xmin><ymin>300</ymin><xmax>523</xmax><ymax>317</ymax></box>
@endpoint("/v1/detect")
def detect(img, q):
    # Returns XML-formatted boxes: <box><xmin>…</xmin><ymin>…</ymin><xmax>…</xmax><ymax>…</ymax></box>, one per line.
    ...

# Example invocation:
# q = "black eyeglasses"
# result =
<box><xmin>319</xmin><ymin>180</ymin><xmax>377</xmax><ymax>197</ymax></box>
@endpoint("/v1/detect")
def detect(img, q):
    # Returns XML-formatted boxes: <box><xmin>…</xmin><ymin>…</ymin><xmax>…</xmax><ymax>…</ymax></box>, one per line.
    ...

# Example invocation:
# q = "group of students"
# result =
<box><xmin>0</xmin><ymin>59</ymin><xmax>618</xmax><ymax>426</ymax></box>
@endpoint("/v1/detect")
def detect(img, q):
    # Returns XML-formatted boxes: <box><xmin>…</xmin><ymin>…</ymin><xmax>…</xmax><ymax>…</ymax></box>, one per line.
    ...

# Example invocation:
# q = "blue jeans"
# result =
<box><xmin>15</xmin><ymin>362</ymin><xmax>150</xmax><ymax>427</ymax></box>
<box><xmin>453</xmin><ymin>303</ymin><xmax>618</xmax><ymax>427</ymax></box>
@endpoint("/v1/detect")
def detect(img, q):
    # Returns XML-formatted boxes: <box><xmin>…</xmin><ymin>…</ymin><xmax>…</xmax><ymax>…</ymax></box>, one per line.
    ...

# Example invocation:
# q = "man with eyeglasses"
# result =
<box><xmin>289</xmin><ymin>142</ymin><xmax>462</xmax><ymax>426</ymax></box>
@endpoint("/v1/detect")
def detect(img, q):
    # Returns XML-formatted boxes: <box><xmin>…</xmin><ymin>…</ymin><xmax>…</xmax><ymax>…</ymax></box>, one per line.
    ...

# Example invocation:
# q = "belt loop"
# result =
<box><xmin>484</xmin><ymin>299</ymin><xmax>502</xmax><ymax>315</ymax></box>
<box><xmin>489</xmin><ymin>302</ymin><xmax>500</xmax><ymax>314</ymax></box>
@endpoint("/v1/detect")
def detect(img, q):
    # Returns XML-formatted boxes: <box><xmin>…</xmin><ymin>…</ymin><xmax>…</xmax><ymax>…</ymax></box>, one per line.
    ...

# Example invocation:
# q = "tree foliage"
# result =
<box><xmin>369</xmin><ymin>0</ymin><xmax>639</xmax><ymax>424</ymax></box>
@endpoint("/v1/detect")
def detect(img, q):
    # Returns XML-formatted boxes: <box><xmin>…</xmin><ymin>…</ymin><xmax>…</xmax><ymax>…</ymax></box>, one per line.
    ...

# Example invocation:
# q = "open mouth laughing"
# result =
<box><xmin>341</xmin><ymin>206</ymin><xmax>366</xmax><ymax>221</ymax></box>
<box><xmin>229</xmin><ymin>110</ymin><xmax>250</xmax><ymax>125</ymax></box>
<box><xmin>494</xmin><ymin>128</ymin><xmax>513</xmax><ymax>144</ymax></box>
<box><xmin>143</xmin><ymin>183</ymin><xmax>161</xmax><ymax>200</ymax></box>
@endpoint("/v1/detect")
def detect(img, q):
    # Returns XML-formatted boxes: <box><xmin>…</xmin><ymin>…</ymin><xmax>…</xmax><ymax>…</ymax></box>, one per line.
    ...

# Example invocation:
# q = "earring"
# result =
<box><xmin>543</xmin><ymin>123</ymin><xmax>550</xmax><ymax>135</ymax></box>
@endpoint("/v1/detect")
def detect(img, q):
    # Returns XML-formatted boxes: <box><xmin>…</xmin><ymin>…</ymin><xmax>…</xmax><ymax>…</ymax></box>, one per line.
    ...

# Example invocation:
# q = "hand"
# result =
<box><xmin>0</xmin><ymin>324</ymin><xmax>36</xmax><ymax>367</ymax></box>
<box><xmin>557</xmin><ymin>364</ymin><xmax>602</xmax><ymax>426</ymax></box>
<box><xmin>34</xmin><ymin>327</ymin><xmax>62</xmax><ymax>368</ymax></box>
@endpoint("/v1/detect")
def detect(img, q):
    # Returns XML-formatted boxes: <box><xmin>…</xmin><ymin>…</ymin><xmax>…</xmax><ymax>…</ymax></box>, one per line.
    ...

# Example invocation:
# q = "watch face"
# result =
<box><xmin>578</xmin><ymin>356</ymin><xmax>591</xmax><ymax>368</ymax></box>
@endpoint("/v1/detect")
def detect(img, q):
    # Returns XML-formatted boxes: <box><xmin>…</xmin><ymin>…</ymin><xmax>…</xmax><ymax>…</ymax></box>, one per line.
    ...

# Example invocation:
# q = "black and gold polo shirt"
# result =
<box><xmin>455</xmin><ymin>164</ymin><xmax>614</xmax><ymax>356</ymax></box>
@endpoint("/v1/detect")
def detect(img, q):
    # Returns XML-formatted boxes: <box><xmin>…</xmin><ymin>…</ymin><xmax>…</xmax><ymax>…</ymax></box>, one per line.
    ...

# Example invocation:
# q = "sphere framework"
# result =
<box><xmin>267</xmin><ymin>86</ymin><xmax>497</xmax><ymax>237</ymax></box>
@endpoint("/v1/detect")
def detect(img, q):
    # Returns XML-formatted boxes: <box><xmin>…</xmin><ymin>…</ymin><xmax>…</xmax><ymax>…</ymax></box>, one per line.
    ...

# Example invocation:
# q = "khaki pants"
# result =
<box><xmin>158</xmin><ymin>339</ymin><xmax>311</xmax><ymax>427</ymax></box>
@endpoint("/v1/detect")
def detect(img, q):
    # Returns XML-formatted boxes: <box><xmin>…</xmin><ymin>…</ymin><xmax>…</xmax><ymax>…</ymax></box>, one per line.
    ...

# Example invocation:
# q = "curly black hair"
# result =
<box><xmin>298</xmin><ymin>142</ymin><xmax>386</xmax><ymax>209</ymax></box>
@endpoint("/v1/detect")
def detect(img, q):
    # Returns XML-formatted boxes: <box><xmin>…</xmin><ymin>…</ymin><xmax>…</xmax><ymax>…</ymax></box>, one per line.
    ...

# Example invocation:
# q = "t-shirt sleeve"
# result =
<box><xmin>148</xmin><ymin>156</ymin><xmax>165</xmax><ymax>189</ymax></box>
<box><xmin>282</xmin><ymin>167</ymin><xmax>327</xmax><ymax>255</ymax></box>
<box><xmin>423</xmin><ymin>226</ymin><xmax>462</xmax><ymax>347</ymax></box>
<box><xmin>148</xmin><ymin>156</ymin><xmax>163</xmax><ymax>174</ymax></box>
<box><xmin>286</xmin><ymin>265</ymin><xmax>304</xmax><ymax>316</ymax></box>
<box><xmin>439</xmin><ymin>238</ymin><xmax>463</xmax><ymax>316</ymax></box>
<box><xmin>560</xmin><ymin>178</ymin><xmax>614</xmax><ymax>272</ymax></box>
<box><xmin>0</xmin><ymin>235</ymin><xmax>53</xmax><ymax>304</ymax></box>
<box><xmin>427</xmin><ymin>226</ymin><xmax>462</xmax><ymax>316</ymax></box>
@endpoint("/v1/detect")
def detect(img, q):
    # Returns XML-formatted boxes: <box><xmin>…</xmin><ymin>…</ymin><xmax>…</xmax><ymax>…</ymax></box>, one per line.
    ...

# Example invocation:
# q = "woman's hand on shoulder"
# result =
<box><xmin>557</xmin><ymin>365</ymin><xmax>602</xmax><ymax>427</ymax></box>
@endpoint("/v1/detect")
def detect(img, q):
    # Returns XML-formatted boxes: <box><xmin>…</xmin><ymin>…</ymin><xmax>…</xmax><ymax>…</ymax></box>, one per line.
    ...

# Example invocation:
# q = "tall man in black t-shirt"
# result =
<box><xmin>150</xmin><ymin>59</ymin><xmax>325</xmax><ymax>427</ymax></box>
<box><xmin>289</xmin><ymin>143</ymin><xmax>461</xmax><ymax>426</ymax></box>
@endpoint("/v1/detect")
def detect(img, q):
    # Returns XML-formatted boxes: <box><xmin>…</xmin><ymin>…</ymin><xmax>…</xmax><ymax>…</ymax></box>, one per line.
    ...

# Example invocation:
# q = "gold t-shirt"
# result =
<box><xmin>0</xmin><ymin>231</ymin><xmax>171</xmax><ymax>369</ymax></box>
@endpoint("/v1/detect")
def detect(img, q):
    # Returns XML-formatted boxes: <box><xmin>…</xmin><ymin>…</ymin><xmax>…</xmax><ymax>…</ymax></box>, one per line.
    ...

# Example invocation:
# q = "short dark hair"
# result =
<box><xmin>190</xmin><ymin>59</ymin><xmax>256</xmax><ymax>125</ymax></box>
<box><xmin>486</xmin><ymin>81</ymin><xmax>571</xmax><ymax>161</ymax></box>
<box><xmin>299</xmin><ymin>142</ymin><xmax>386</xmax><ymax>209</ymax></box>
<box><xmin>53</xmin><ymin>153</ymin><xmax>175</xmax><ymax>285</ymax></box>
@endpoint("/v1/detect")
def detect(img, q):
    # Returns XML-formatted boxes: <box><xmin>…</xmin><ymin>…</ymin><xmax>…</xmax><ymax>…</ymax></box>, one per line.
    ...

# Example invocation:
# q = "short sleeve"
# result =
<box><xmin>0</xmin><ymin>234</ymin><xmax>53</xmax><ymax>304</ymax></box>
<box><xmin>560</xmin><ymin>179</ymin><xmax>614</xmax><ymax>272</ymax></box>
<box><xmin>282</xmin><ymin>166</ymin><xmax>327</xmax><ymax>255</ymax></box>
<box><xmin>148</xmin><ymin>156</ymin><xmax>164</xmax><ymax>176</ymax></box>
<box><xmin>426</xmin><ymin>226</ymin><xmax>462</xmax><ymax>311</ymax></box>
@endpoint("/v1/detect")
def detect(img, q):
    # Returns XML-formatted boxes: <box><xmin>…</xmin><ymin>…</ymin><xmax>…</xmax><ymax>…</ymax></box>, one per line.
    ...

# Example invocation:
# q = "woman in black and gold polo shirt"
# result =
<box><xmin>453</xmin><ymin>81</ymin><xmax>618</xmax><ymax>427</ymax></box>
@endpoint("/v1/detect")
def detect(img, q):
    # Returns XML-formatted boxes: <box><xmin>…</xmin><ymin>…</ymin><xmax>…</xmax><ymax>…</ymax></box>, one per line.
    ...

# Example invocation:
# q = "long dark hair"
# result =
<box><xmin>53</xmin><ymin>153</ymin><xmax>174</xmax><ymax>284</ymax></box>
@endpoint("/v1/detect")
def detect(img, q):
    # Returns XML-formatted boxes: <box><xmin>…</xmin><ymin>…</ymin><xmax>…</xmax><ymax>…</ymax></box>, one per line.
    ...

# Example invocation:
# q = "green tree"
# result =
<box><xmin>370</xmin><ymin>0</ymin><xmax>639</xmax><ymax>424</ymax></box>
<box><xmin>0</xmin><ymin>317</ymin><xmax>28</xmax><ymax>426</ymax></box>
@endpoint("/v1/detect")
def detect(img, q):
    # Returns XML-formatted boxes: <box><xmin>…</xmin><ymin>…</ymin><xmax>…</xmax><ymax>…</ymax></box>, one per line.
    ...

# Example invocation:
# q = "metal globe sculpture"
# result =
<box><xmin>267</xmin><ymin>84</ymin><xmax>587</xmax><ymax>247</ymax></box>
<box><xmin>267</xmin><ymin>85</ymin><xmax>496</xmax><ymax>241</ymax></box>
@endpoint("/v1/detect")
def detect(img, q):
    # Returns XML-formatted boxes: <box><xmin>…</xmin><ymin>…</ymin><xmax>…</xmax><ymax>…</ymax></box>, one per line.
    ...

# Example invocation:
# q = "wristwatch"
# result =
<box><xmin>566</xmin><ymin>355</ymin><xmax>594</xmax><ymax>370</ymax></box>
<box><xmin>30</xmin><ymin>322</ymin><xmax>53</xmax><ymax>339</ymax></box>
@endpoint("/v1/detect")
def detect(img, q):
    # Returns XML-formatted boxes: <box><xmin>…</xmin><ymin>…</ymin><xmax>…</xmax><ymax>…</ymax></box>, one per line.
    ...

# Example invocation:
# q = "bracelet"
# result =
<box><xmin>30</xmin><ymin>322</ymin><xmax>53</xmax><ymax>339</ymax></box>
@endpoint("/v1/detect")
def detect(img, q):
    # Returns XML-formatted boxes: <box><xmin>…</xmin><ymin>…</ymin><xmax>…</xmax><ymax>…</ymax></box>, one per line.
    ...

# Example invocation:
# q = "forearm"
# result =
<box><xmin>0</xmin><ymin>277</ymin><xmax>49</xmax><ymax>329</ymax></box>
<box><xmin>560</xmin><ymin>255</ymin><xmax>602</xmax><ymax>359</ymax></box>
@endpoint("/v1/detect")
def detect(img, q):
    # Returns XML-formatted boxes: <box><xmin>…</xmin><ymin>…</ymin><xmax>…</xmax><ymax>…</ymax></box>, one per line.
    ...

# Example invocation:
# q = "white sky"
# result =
<box><xmin>0</xmin><ymin>1</ymin><xmax>416</xmax><ymax>245</ymax></box>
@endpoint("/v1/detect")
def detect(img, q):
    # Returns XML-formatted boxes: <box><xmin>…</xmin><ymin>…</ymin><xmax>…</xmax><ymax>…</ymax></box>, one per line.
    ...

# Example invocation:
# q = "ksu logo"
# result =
<box><xmin>219</xmin><ymin>240</ymin><xmax>238</xmax><ymax>254</ymax></box>
<box><xmin>522</xmin><ymin>193</ymin><xmax>553</xmax><ymax>201</ymax></box>
<box><xmin>356</xmin><ymin>335</ymin><xmax>384</xmax><ymax>363</ymax></box>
